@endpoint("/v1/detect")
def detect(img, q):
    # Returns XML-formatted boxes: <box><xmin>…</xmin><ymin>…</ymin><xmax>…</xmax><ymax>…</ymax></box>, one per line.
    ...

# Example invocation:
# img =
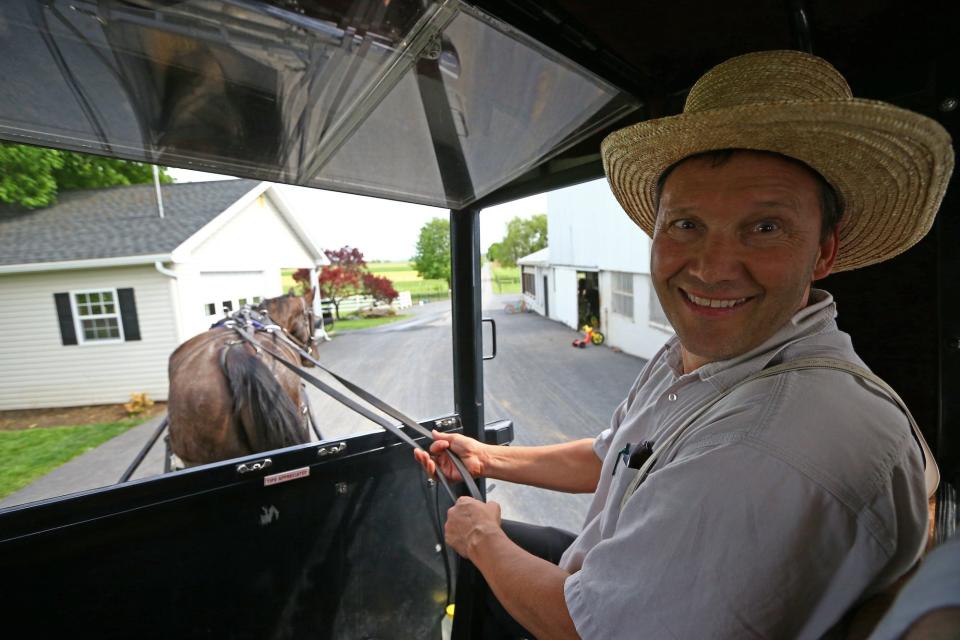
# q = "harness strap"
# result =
<box><xmin>232</xmin><ymin>325</ymin><xmax>482</xmax><ymax>502</ymax></box>
<box><xmin>619</xmin><ymin>357</ymin><xmax>939</xmax><ymax>514</ymax></box>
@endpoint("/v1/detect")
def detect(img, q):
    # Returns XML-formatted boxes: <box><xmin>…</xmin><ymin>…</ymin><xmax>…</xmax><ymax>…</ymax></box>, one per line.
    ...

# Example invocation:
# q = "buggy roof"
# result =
<box><xmin>0</xmin><ymin>0</ymin><xmax>943</xmax><ymax>210</ymax></box>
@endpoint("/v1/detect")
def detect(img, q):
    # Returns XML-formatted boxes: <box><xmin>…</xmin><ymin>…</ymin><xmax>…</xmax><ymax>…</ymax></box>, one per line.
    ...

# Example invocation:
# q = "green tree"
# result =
<box><xmin>413</xmin><ymin>217</ymin><xmax>451</xmax><ymax>286</ymax></box>
<box><xmin>0</xmin><ymin>142</ymin><xmax>171</xmax><ymax>209</ymax></box>
<box><xmin>486</xmin><ymin>241</ymin><xmax>502</xmax><ymax>264</ymax></box>
<box><xmin>490</xmin><ymin>214</ymin><xmax>547</xmax><ymax>266</ymax></box>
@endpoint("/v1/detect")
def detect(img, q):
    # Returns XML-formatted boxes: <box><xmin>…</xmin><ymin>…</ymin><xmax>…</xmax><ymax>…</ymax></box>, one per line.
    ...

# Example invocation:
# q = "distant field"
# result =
<box><xmin>367</xmin><ymin>262</ymin><xmax>417</xmax><ymax>273</ymax></box>
<box><xmin>280</xmin><ymin>269</ymin><xmax>303</xmax><ymax>294</ymax></box>
<box><xmin>370</xmin><ymin>262</ymin><xmax>448</xmax><ymax>300</ymax></box>
<box><xmin>281</xmin><ymin>263</ymin><xmax>449</xmax><ymax>303</ymax></box>
<box><xmin>491</xmin><ymin>264</ymin><xmax>521</xmax><ymax>294</ymax></box>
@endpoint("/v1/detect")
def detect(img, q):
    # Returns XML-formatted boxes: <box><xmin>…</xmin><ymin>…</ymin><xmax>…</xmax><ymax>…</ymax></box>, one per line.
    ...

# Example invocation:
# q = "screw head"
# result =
<box><xmin>940</xmin><ymin>98</ymin><xmax>958</xmax><ymax>113</ymax></box>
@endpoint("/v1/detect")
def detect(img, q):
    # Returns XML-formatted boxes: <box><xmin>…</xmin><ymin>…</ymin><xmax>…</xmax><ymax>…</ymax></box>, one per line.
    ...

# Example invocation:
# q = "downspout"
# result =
<box><xmin>155</xmin><ymin>260</ymin><xmax>185</xmax><ymax>344</ymax></box>
<box><xmin>154</xmin><ymin>261</ymin><xmax>177</xmax><ymax>279</ymax></box>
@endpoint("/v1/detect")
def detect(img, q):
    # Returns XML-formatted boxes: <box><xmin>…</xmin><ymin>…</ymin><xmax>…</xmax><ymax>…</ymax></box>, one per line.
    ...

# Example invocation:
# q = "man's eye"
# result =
<box><xmin>671</xmin><ymin>219</ymin><xmax>696</xmax><ymax>231</ymax></box>
<box><xmin>754</xmin><ymin>221</ymin><xmax>779</xmax><ymax>233</ymax></box>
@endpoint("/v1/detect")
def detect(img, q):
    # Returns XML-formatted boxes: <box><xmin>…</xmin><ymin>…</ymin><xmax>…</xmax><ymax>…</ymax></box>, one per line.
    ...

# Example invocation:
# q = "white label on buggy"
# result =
<box><xmin>264</xmin><ymin>466</ymin><xmax>310</xmax><ymax>486</ymax></box>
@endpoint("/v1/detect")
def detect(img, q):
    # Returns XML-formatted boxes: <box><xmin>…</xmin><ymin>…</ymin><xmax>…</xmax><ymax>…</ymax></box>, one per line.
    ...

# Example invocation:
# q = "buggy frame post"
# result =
<box><xmin>449</xmin><ymin>205</ymin><xmax>487</xmax><ymax>639</ymax></box>
<box><xmin>118</xmin><ymin>415</ymin><xmax>168</xmax><ymax>483</ymax></box>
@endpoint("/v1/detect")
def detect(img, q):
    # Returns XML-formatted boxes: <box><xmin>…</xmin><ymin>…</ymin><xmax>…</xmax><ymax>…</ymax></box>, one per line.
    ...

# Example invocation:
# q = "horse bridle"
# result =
<box><xmin>256</xmin><ymin>296</ymin><xmax>317</xmax><ymax>355</ymax></box>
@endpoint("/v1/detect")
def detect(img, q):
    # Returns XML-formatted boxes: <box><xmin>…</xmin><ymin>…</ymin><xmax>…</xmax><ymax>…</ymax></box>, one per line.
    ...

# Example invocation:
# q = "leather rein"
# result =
<box><xmin>221</xmin><ymin>305</ymin><xmax>482</xmax><ymax>503</ymax></box>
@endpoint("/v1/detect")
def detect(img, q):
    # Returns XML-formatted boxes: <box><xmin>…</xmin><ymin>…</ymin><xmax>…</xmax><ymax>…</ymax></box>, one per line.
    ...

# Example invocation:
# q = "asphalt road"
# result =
<box><xmin>3</xmin><ymin>291</ymin><xmax>652</xmax><ymax>533</ymax></box>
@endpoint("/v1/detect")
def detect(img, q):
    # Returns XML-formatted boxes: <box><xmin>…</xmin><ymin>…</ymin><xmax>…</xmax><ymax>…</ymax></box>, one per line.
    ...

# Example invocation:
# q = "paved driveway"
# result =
<box><xmin>3</xmin><ymin>294</ymin><xmax>653</xmax><ymax>533</ymax></box>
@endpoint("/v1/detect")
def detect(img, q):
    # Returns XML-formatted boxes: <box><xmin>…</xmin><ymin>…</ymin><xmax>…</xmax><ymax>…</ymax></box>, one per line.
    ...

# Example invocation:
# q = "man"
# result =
<box><xmin>416</xmin><ymin>50</ymin><xmax>952</xmax><ymax>639</ymax></box>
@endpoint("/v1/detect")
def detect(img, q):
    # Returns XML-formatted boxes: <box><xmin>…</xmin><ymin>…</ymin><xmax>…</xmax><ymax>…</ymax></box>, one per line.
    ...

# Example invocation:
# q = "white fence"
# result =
<box><xmin>322</xmin><ymin>291</ymin><xmax>412</xmax><ymax>316</ymax></box>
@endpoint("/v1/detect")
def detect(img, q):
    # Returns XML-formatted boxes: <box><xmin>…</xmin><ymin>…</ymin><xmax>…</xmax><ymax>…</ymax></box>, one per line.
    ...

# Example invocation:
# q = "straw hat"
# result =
<box><xmin>602</xmin><ymin>50</ymin><xmax>954</xmax><ymax>271</ymax></box>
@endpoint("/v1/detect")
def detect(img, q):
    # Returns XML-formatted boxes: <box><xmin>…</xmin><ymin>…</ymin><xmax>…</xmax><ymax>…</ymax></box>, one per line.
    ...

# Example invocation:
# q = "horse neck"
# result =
<box><xmin>265</xmin><ymin>299</ymin><xmax>294</xmax><ymax>332</ymax></box>
<box><xmin>267</xmin><ymin>297</ymin><xmax>307</xmax><ymax>337</ymax></box>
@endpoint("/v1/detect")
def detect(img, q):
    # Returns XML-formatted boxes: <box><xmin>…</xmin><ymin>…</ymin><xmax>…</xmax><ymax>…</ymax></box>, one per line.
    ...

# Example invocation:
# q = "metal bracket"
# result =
<box><xmin>236</xmin><ymin>458</ymin><xmax>272</xmax><ymax>474</ymax></box>
<box><xmin>434</xmin><ymin>416</ymin><xmax>458</xmax><ymax>429</ymax></box>
<box><xmin>317</xmin><ymin>442</ymin><xmax>347</xmax><ymax>458</ymax></box>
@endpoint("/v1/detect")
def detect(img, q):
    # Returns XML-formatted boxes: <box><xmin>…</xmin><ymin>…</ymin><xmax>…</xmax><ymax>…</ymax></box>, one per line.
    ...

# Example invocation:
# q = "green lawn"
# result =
<box><xmin>0</xmin><ymin>419</ymin><xmax>144</xmax><ymax>498</ymax></box>
<box><xmin>491</xmin><ymin>264</ymin><xmax>521</xmax><ymax>294</ymax></box>
<box><xmin>330</xmin><ymin>314</ymin><xmax>411</xmax><ymax>332</ymax></box>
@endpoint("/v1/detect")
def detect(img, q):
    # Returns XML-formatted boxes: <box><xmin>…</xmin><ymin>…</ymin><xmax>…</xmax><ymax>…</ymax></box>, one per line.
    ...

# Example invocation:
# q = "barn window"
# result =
<box><xmin>521</xmin><ymin>268</ymin><xmax>536</xmax><ymax>295</ymax></box>
<box><xmin>72</xmin><ymin>289</ymin><xmax>124</xmax><ymax>343</ymax></box>
<box><xmin>611</xmin><ymin>272</ymin><xmax>634</xmax><ymax>320</ymax></box>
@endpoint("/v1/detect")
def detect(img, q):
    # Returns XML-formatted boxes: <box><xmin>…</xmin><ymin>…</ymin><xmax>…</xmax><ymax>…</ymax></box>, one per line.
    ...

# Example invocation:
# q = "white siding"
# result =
<box><xmin>547</xmin><ymin>178</ymin><xmax>650</xmax><ymax>273</ymax></box>
<box><xmin>176</xmin><ymin>194</ymin><xmax>317</xmax><ymax>339</ymax></box>
<box><xmin>189</xmin><ymin>194</ymin><xmax>315</xmax><ymax>269</ymax></box>
<box><xmin>545</xmin><ymin>179</ymin><xmax>672</xmax><ymax>360</ymax></box>
<box><xmin>599</xmin><ymin>272</ymin><xmax>672</xmax><ymax>359</ymax></box>
<box><xmin>552</xmin><ymin>267</ymin><xmax>579</xmax><ymax>330</ymax></box>
<box><xmin>0</xmin><ymin>266</ymin><xmax>178</xmax><ymax>409</ymax></box>
<box><xmin>522</xmin><ymin>266</ymin><xmax>550</xmax><ymax>316</ymax></box>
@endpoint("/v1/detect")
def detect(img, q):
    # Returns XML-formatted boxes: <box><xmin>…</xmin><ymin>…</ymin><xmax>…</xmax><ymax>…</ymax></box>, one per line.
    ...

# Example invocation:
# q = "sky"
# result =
<box><xmin>167</xmin><ymin>169</ymin><xmax>547</xmax><ymax>261</ymax></box>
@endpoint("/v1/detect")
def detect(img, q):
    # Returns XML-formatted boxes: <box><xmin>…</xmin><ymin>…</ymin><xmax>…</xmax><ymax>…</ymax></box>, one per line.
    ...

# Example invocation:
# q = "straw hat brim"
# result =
<box><xmin>602</xmin><ymin>98</ymin><xmax>954</xmax><ymax>272</ymax></box>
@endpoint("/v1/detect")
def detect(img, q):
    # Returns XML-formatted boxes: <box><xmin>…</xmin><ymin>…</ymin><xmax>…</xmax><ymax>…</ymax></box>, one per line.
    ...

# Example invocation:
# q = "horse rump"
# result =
<box><xmin>222</xmin><ymin>346</ymin><xmax>306</xmax><ymax>453</ymax></box>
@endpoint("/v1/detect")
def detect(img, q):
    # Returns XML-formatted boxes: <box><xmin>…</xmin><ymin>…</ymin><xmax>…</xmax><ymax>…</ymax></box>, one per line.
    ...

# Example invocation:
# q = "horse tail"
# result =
<box><xmin>221</xmin><ymin>346</ymin><xmax>305</xmax><ymax>453</ymax></box>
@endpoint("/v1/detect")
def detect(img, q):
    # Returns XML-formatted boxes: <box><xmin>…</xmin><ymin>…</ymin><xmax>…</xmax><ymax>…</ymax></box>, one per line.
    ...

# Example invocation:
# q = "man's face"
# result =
<box><xmin>651</xmin><ymin>151</ymin><xmax>838</xmax><ymax>372</ymax></box>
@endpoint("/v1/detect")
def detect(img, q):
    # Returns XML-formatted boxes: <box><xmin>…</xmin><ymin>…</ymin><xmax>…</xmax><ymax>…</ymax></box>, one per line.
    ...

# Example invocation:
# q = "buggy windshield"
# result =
<box><xmin>0</xmin><ymin>0</ymin><xmax>636</xmax><ymax>208</ymax></box>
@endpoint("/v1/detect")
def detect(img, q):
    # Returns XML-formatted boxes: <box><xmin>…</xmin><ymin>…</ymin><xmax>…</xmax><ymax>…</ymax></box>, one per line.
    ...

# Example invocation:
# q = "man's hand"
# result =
<box><xmin>444</xmin><ymin>496</ymin><xmax>503</xmax><ymax>559</ymax></box>
<box><xmin>414</xmin><ymin>430</ymin><xmax>488</xmax><ymax>483</ymax></box>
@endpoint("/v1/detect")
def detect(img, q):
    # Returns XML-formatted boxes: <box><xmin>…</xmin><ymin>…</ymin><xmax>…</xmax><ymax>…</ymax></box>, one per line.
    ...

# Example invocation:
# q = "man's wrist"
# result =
<box><xmin>466</xmin><ymin>522</ymin><xmax>509</xmax><ymax>562</ymax></box>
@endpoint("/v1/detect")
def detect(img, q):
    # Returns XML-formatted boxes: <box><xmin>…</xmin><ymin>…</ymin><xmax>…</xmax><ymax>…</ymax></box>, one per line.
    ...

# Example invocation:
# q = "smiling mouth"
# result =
<box><xmin>681</xmin><ymin>289</ymin><xmax>752</xmax><ymax>310</ymax></box>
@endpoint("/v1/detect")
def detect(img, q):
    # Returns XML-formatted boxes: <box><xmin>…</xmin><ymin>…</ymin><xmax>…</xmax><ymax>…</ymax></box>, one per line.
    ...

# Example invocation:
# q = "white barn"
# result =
<box><xmin>520</xmin><ymin>178</ymin><xmax>673</xmax><ymax>360</ymax></box>
<box><xmin>0</xmin><ymin>180</ymin><xmax>326</xmax><ymax>410</ymax></box>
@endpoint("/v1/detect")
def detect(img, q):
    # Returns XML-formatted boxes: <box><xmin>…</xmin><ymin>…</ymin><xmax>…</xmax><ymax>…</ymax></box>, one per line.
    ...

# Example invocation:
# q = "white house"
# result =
<box><xmin>0</xmin><ymin>180</ymin><xmax>326</xmax><ymax>410</ymax></box>
<box><xmin>520</xmin><ymin>178</ymin><xmax>673</xmax><ymax>360</ymax></box>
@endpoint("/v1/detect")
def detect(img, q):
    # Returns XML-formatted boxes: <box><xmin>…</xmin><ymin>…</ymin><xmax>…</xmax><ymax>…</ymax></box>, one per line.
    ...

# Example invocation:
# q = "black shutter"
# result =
<box><xmin>118</xmin><ymin>288</ymin><xmax>141</xmax><ymax>341</ymax></box>
<box><xmin>54</xmin><ymin>292</ymin><xmax>78</xmax><ymax>346</ymax></box>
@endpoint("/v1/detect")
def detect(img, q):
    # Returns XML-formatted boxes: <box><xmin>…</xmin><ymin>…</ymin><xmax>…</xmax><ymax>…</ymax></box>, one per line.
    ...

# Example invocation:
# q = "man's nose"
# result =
<box><xmin>687</xmin><ymin>233</ymin><xmax>745</xmax><ymax>283</ymax></box>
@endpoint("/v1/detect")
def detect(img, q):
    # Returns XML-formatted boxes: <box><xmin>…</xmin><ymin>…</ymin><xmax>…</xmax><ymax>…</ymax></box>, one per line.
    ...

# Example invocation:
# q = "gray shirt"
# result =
<box><xmin>560</xmin><ymin>290</ymin><xmax>928</xmax><ymax>639</ymax></box>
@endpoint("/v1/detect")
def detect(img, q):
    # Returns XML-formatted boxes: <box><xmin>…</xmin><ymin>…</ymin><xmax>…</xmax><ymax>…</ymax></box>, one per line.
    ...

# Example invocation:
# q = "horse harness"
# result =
<box><xmin>219</xmin><ymin>305</ymin><xmax>483</xmax><ymax>503</ymax></box>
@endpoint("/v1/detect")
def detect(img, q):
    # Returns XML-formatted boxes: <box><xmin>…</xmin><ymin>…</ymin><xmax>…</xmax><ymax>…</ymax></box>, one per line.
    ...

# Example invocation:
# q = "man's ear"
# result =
<box><xmin>813</xmin><ymin>227</ymin><xmax>840</xmax><ymax>280</ymax></box>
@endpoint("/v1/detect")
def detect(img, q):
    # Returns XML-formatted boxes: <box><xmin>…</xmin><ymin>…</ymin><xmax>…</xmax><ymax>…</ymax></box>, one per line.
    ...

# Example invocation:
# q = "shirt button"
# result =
<box><xmin>667</xmin><ymin>393</ymin><xmax>678</xmax><ymax>401</ymax></box>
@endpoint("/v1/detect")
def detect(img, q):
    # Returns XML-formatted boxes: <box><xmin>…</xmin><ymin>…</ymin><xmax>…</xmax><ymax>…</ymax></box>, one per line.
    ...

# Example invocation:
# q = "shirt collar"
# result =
<box><xmin>662</xmin><ymin>289</ymin><xmax>837</xmax><ymax>392</ymax></box>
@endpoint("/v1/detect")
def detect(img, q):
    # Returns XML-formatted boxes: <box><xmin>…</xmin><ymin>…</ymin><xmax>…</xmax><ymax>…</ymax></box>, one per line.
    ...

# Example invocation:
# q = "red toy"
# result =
<box><xmin>572</xmin><ymin>324</ymin><xmax>605</xmax><ymax>348</ymax></box>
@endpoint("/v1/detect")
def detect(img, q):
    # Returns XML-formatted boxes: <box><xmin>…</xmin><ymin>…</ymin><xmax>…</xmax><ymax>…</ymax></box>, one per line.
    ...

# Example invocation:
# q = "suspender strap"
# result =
<box><xmin>619</xmin><ymin>357</ymin><xmax>939</xmax><ymax>513</ymax></box>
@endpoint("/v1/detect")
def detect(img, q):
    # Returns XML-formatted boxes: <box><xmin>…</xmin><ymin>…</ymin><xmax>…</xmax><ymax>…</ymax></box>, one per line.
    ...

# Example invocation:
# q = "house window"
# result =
<box><xmin>222</xmin><ymin>300</ymin><xmax>234</xmax><ymax>314</ymax></box>
<box><xmin>205</xmin><ymin>303</ymin><xmax>217</xmax><ymax>316</ymax></box>
<box><xmin>611</xmin><ymin>272</ymin><xmax>634</xmax><ymax>320</ymax></box>
<box><xmin>522</xmin><ymin>269</ymin><xmax>536</xmax><ymax>295</ymax></box>
<box><xmin>72</xmin><ymin>289</ymin><xmax>124</xmax><ymax>343</ymax></box>
<box><xmin>649</xmin><ymin>281</ymin><xmax>671</xmax><ymax>327</ymax></box>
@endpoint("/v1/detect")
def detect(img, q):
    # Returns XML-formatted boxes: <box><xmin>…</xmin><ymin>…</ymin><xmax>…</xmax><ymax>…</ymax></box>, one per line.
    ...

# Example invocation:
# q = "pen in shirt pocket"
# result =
<box><xmin>611</xmin><ymin>440</ymin><xmax>654</xmax><ymax>476</ymax></box>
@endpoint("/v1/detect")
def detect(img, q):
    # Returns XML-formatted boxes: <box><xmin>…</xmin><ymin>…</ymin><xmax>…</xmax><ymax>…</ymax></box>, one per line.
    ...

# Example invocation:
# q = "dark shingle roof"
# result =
<box><xmin>0</xmin><ymin>179</ymin><xmax>261</xmax><ymax>266</ymax></box>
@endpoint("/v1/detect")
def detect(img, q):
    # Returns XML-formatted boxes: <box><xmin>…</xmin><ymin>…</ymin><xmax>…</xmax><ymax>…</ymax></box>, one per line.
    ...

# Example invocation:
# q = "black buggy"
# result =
<box><xmin>0</xmin><ymin>1</ymin><xmax>957</xmax><ymax>638</ymax></box>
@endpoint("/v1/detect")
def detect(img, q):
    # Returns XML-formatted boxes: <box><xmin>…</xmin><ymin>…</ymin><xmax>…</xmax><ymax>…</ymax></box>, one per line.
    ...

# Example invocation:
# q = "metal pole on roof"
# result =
<box><xmin>152</xmin><ymin>164</ymin><xmax>165</xmax><ymax>219</ymax></box>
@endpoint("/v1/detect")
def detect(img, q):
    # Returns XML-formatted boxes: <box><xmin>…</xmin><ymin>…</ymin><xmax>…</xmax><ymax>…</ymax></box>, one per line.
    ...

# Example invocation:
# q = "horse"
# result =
<box><xmin>166</xmin><ymin>289</ymin><xmax>320</xmax><ymax>467</ymax></box>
